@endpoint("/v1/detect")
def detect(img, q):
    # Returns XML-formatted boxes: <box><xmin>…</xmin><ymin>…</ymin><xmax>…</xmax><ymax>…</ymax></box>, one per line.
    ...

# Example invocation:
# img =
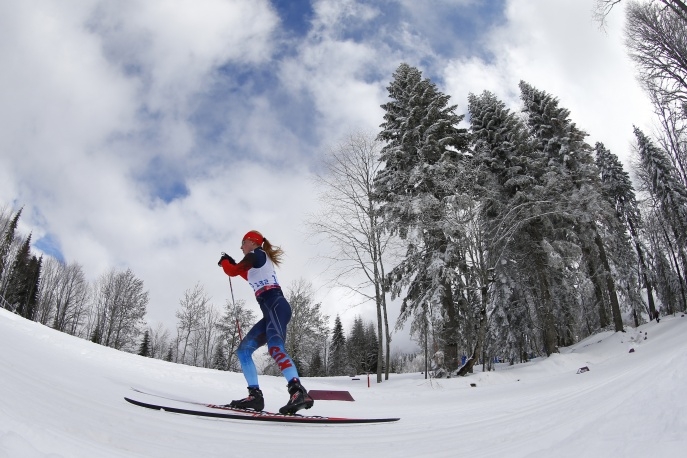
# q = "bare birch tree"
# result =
<box><xmin>283</xmin><ymin>279</ymin><xmax>329</xmax><ymax>376</ymax></box>
<box><xmin>198</xmin><ymin>305</ymin><xmax>220</xmax><ymax>368</ymax></box>
<box><xmin>595</xmin><ymin>0</ymin><xmax>687</xmax><ymax>24</ymax></box>
<box><xmin>148</xmin><ymin>322</ymin><xmax>172</xmax><ymax>360</ymax></box>
<box><xmin>39</xmin><ymin>259</ymin><xmax>89</xmax><ymax>335</ymax></box>
<box><xmin>175</xmin><ymin>282</ymin><xmax>210</xmax><ymax>364</ymax></box>
<box><xmin>216</xmin><ymin>298</ymin><xmax>255</xmax><ymax>372</ymax></box>
<box><xmin>87</xmin><ymin>268</ymin><xmax>148</xmax><ymax>351</ymax></box>
<box><xmin>309</xmin><ymin>131</ymin><xmax>396</xmax><ymax>382</ymax></box>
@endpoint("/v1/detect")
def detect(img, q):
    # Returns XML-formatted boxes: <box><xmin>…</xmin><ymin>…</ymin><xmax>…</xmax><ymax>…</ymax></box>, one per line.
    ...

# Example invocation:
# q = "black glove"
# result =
<box><xmin>218</xmin><ymin>252</ymin><xmax>235</xmax><ymax>266</ymax></box>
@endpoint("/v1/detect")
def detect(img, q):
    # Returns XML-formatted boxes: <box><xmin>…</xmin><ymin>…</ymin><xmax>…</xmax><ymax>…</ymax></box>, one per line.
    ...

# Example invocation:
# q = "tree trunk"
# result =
<box><xmin>535</xmin><ymin>259</ymin><xmax>559</xmax><ymax>356</ymax></box>
<box><xmin>457</xmin><ymin>284</ymin><xmax>488</xmax><ymax>376</ymax></box>
<box><xmin>661</xmin><ymin>222</ymin><xmax>687</xmax><ymax>313</ymax></box>
<box><xmin>383</xmin><ymin>294</ymin><xmax>391</xmax><ymax>381</ymax></box>
<box><xmin>370</xmin><ymin>223</ymin><xmax>384</xmax><ymax>384</ymax></box>
<box><xmin>441</xmin><ymin>277</ymin><xmax>459</xmax><ymax>372</ymax></box>
<box><xmin>373</xmin><ymin>227</ymin><xmax>392</xmax><ymax>381</ymax></box>
<box><xmin>424</xmin><ymin>307</ymin><xmax>429</xmax><ymax>380</ymax></box>
<box><xmin>593</xmin><ymin>231</ymin><xmax>624</xmax><ymax>332</ymax></box>
<box><xmin>626</xmin><ymin>219</ymin><xmax>656</xmax><ymax>317</ymax></box>
<box><xmin>583</xmin><ymin>243</ymin><xmax>610</xmax><ymax>328</ymax></box>
<box><xmin>374</xmin><ymin>281</ymin><xmax>384</xmax><ymax>384</ymax></box>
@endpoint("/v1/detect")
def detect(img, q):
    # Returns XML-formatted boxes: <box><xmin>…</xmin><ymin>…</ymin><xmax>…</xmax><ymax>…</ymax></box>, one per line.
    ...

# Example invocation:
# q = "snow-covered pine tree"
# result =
<box><xmin>328</xmin><ymin>315</ymin><xmax>348</xmax><ymax>376</ymax></box>
<box><xmin>0</xmin><ymin>208</ymin><xmax>21</xmax><ymax>301</ymax></box>
<box><xmin>375</xmin><ymin>63</ymin><xmax>470</xmax><ymax>366</ymax></box>
<box><xmin>467</xmin><ymin>90</ymin><xmax>543</xmax><ymax>365</ymax></box>
<box><xmin>343</xmin><ymin>317</ymin><xmax>379</xmax><ymax>374</ymax></box>
<box><xmin>364</xmin><ymin>321</ymin><xmax>379</xmax><ymax>373</ymax></box>
<box><xmin>595</xmin><ymin>142</ymin><xmax>656</xmax><ymax>320</ymax></box>
<box><xmin>644</xmin><ymin>211</ymin><xmax>685</xmax><ymax>314</ymax></box>
<box><xmin>5</xmin><ymin>234</ymin><xmax>42</xmax><ymax>320</ymax></box>
<box><xmin>520</xmin><ymin>81</ymin><xmax>626</xmax><ymax>338</ymax></box>
<box><xmin>634</xmin><ymin>126</ymin><xmax>687</xmax><ymax>311</ymax></box>
<box><xmin>347</xmin><ymin>316</ymin><xmax>367</xmax><ymax>375</ymax></box>
<box><xmin>138</xmin><ymin>330</ymin><xmax>151</xmax><ymax>357</ymax></box>
<box><xmin>211</xmin><ymin>340</ymin><xmax>228</xmax><ymax>370</ymax></box>
<box><xmin>307</xmin><ymin>351</ymin><xmax>325</xmax><ymax>377</ymax></box>
<box><xmin>634</xmin><ymin>127</ymin><xmax>687</xmax><ymax>246</ymax></box>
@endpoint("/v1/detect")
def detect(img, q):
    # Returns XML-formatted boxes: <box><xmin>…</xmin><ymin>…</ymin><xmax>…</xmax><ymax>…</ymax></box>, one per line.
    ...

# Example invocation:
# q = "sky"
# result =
<box><xmin>0</xmin><ymin>0</ymin><xmax>655</xmax><ymax>352</ymax></box>
<box><xmin>2</xmin><ymin>306</ymin><xmax>686</xmax><ymax>456</ymax></box>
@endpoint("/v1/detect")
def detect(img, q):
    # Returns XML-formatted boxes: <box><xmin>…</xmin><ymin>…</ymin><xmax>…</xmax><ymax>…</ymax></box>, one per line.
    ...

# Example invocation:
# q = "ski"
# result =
<box><xmin>124</xmin><ymin>396</ymin><xmax>400</xmax><ymax>424</ymax></box>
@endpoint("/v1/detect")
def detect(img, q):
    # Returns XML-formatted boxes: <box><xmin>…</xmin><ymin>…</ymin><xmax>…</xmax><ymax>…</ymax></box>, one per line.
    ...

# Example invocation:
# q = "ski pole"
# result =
<box><xmin>228</xmin><ymin>276</ymin><xmax>243</xmax><ymax>341</ymax></box>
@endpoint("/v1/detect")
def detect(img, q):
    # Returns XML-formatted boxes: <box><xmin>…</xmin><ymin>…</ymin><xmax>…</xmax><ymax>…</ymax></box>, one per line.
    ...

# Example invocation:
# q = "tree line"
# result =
<box><xmin>142</xmin><ymin>278</ymin><xmax>382</xmax><ymax>378</ymax></box>
<box><xmin>381</xmin><ymin>65</ymin><xmax>686</xmax><ymax>374</ymax></box>
<box><xmin>311</xmin><ymin>1</ymin><xmax>687</xmax><ymax>376</ymax></box>
<box><xmin>0</xmin><ymin>208</ymin><xmax>149</xmax><ymax>352</ymax></box>
<box><xmin>0</xmin><ymin>222</ymin><xmax>381</xmax><ymax>377</ymax></box>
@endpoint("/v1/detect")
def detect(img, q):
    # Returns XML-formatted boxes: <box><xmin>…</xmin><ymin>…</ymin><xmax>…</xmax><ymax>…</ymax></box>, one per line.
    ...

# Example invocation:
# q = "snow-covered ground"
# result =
<box><xmin>1</xmin><ymin>308</ymin><xmax>685</xmax><ymax>458</ymax></box>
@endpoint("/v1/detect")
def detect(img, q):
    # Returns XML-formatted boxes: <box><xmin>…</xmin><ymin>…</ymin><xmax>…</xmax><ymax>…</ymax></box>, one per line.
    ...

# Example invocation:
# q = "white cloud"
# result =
<box><xmin>280</xmin><ymin>38</ymin><xmax>387</xmax><ymax>141</ymax></box>
<box><xmin>90</xmin><ymin>0</ymin><xmax>278</xmax><ymax>114</ymax></box>
<box><xmin>312</xmin><ymin>0</ymin><xmax>380</xmax><ymax>31</ymax></box>
<box><xmin>443</xmin><ymin>0</ymin><xmax>654</xmax><ymax>164</ymax></box>
<box><xmin>276</xmin><ymin>0</ymin><xmax>398</xmax><ymax>145</ymax></box>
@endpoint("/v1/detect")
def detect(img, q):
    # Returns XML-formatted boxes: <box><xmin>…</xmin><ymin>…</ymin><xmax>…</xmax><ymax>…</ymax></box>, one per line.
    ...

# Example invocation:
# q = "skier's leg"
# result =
<box><xmin>227</xmin><ymin>318</ymin><xmax>268</xmax><ymax>410</ymax></box>
<box><xmin>236</xmin><ymin>319</ymin><xmax>267</xmax><ymax>387</ymax></box>
<box><xmin>259</xmin><ymin>290</ymin><xmax>314</xmax><ymax>414</ymax></box>
<box><xmin>262</xmin><ymin>293</ymin><xmax>299</xmax><ymax>381</ymax></box>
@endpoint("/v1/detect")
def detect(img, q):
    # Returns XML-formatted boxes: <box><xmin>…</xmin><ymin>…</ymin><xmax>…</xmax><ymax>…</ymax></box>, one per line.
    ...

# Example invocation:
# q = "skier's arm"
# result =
<box><xmin>220</xmin><ymin>253</ymin><xmax>258</xmax><ymax>280</ymax></box>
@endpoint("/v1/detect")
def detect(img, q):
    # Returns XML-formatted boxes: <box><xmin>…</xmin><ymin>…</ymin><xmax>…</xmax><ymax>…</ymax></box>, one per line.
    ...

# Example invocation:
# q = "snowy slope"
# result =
<box><xmin>1</xmin><ymin>307</ymin><xmax>685</xmax><ymax>458</ymax></box>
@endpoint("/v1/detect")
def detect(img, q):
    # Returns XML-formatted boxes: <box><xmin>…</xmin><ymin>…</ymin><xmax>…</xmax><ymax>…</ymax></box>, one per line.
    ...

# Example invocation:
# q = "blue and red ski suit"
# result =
<box><xmin>220</xmin><ymin>247</ymin><xmax>299</xmax><ymax>388</ymax></box>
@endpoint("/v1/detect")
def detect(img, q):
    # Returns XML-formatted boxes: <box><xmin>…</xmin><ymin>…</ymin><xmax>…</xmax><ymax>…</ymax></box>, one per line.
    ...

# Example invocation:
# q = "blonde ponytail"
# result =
<box><xmin>262</xmin><ymin>237</ymin><xmax>284</xmax><ymax>267</ymax></box>
<box><xmin>244</xmin><ymin>230</ymin><xmax>285</xmax><ymax>267</ymax></box>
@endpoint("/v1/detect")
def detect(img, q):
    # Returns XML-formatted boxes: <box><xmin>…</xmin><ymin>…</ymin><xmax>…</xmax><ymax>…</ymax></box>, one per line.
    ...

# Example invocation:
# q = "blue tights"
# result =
<box><xmin>235</xmin><ymin>288</ymin><xmax>299</xmax><ymax>387</ymax></box>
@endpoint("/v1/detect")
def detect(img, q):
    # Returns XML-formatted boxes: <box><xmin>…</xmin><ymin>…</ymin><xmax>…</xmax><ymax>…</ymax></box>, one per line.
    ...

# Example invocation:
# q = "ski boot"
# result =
<box><xmin>279</xmin><ymin>378</ymin><xmax>314</xmax><ymax>415</ymax></box>
<box><xmin>226</xmin><ymin>386</ymin><xmax>264</xmax><ymax>411</ymax></box>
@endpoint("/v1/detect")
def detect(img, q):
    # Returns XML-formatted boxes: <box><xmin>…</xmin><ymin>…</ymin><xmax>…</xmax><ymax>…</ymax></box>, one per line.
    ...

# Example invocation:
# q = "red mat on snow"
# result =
<box><xmin>308</xmin><ymin>390</ymin><xmax>355</xmax><ymax>401</ymax></box>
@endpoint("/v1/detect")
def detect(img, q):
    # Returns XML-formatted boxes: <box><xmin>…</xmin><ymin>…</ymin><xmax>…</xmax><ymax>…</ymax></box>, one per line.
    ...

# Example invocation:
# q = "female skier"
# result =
<box><xmin>218</xmin><ymin>230</ymin><xmax>314</xmax><ymax>415</ymax></box>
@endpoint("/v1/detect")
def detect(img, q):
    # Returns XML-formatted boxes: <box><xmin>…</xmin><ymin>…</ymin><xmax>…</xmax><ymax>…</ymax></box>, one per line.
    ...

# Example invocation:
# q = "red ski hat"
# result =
<box><xmin>242</xmin><ymin>230</ymin><xmax>264</xmax><ymax>246</ymax></box>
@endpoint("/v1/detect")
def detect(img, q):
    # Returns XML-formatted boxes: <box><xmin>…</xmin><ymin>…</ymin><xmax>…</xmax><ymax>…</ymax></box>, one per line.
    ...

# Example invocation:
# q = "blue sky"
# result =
<box><xmin>0</xmin><ymin>0</ymin><xmax>653</xmax><ymax>350</ymax></box>
<box><xmin>273</xmin><ymin>0</ymin><xmax>314</xmax><ymax>36</ymax></box>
